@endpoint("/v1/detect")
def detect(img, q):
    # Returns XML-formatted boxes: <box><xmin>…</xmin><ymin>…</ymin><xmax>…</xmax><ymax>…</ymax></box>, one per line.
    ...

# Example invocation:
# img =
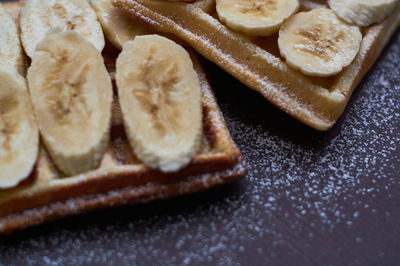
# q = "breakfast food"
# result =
<box><xmin>116</xmin><ymin>35</ymin><xmax>203</xmax><ymax>172</ymax></box>
<box><xmin>328</xmin><ymin>0</ymin><xmax>399</xmax><ymax>27</ymax></box>
<box><xmin>0</xmin><ymin>4</ymin><xmax>25</xmax><ymax>75</ymax></box>
<box><xmin>90</xmin><ymin>0</ymin><xmax>215</xmax><ymax>50</ymax></box>
<box><xmin>278</xmin><ymin>8</ymin><xmax>362</xmax><ymax>77</ymax></box>
<box><xmin>20</xmin><ymin>0</ymin><xmax>105</xmax><ymax>58</ymax></box>
<box><xmin>115</xmin><ymin>0</ymin><xmax>400</xmax><ymax>130</ymax></box>
<box><xmin>0</xmin><ymin>1</ymin><xmax>246</xmax><ymax>234</ymax></box>
<box><xmin>216</xmin><ymin>0</ymin><xmax>299</xmax><ymax>36</ymax></box>
<box><xmin>91</xmin><ymin>0</ymin><xmax>151</xmax><ymax>50</ymax></box>
<box><xmin>0</xmin><ymin>67</ymin><xmax>39</xmax><ymax>189</ymax></box>
<box><xmin>28</xmin><ymin>30</ymin><xmax>113</xmax><ymax>176</ymax></box>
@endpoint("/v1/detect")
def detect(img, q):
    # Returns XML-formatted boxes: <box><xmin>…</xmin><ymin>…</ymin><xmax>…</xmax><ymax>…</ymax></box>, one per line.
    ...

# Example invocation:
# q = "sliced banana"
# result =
<box><xmin>278</xmin><ymin>8</ymin><xmax>362</xmax><ymax>77</ymax></box>
<box><xmin>0</xmin><ymin>67</ymin><xmax>39</xmax><ymax>189</ymax></box>
<box><xmin>20</xmin><ymin>0</ymin><xmax>105</xmax><ymax>58</ymax></box>
<box><xmin>0</xmin><ymin>4</ymin><xmax>25</xmax><ymax>75</ymax></box>
<box><xmin>116</xmin><ymin>35</ymin><xmax>202</xmax><ymax>172</ymax></box>
<box><xmin>216</xmin><ymin>0</ymin><xmax>299</xmax><ymax>36</ymax></box>
<box><xmin>91</xmin><ymin>0</ymin><xmax>151</xmax><ymax>50</ymax></box>
<box><xmin>27</xmin><ymin>30</ymin><xmax>113</xmax><ymax>176</ymax></box>
<box><xmin>328</xmin><ymin>0</ymin><xmax>398</xmax><ymax>27</ymax></box>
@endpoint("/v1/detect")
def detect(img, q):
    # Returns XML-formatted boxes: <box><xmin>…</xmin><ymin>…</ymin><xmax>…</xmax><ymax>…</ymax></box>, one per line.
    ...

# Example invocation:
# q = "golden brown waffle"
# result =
<box><xmin>115</xmin><ymin>0</ymin><xmax>400</xmax><ymax>131</ymax></box>
<box><xmin>0</xmin><ymin>1</ymin><xmax>247</xmax><ymax>234</ymax></box>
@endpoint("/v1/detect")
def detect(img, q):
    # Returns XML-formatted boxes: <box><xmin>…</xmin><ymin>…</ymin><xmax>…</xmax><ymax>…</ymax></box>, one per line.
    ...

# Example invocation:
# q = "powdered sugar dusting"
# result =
<box><xmin>0</xmin><ymin>29</ymin><xmax>399</xmax><ymax>266</ymax></box>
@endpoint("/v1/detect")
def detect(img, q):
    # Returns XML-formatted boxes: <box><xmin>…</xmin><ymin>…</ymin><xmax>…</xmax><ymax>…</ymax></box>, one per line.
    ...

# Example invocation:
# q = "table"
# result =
<box><xmin>0</xmin><ymin>3</ymin><xmax>399</xmax><ymax>265</ymax></box>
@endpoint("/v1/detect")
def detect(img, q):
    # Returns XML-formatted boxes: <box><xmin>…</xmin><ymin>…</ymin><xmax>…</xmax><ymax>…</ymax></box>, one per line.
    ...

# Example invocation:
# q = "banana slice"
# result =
<box><xmin>278</xmin><ymin>8</ymin><xmax>362</xmax><ymax>77</ymax></box>
<box><xmin>20</xmin><ymin>0</ymin><xmax>105</xmax><ymax>58</ymax></box>
<box><xmin>0</xmin><ymin>68</ymin><xmax>39</xmax><ymax>189</ymax></box>
<box><xmin>216</xmin><ymin>0</ymin><xmax>299</xmax><ymax>36</ymax></box>
<box><xmin>0</xmin><ymin>4</ymin><xmax>25</xmax><ymax>75</ymax></box>
<box><xmin>91</xmin><ymin>0</ymin><xmax>151</xmax><ymax>50</ymax></box>
<box><xmin>328</xmin><ymin>0</ymin><xmax>398</xmax><ymax>27</ymax></box>
<box><xmin>27</xmin><ymin>30</ymin><xmax>113</xmax><ymax>176</ymax></box>
<box><xmin>116</xmin><ymin>35</ymin><xmax>202</xmax><ymax>172</ymax></box>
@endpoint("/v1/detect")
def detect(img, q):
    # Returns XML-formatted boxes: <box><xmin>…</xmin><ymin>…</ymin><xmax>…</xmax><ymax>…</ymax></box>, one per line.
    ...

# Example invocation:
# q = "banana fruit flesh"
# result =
<box><xmin>0</xmin><ymin>4</ymin><xmax>25</xmax><ymax>75</ymax></box>
<box><xmin>278</xmin><ymin>8</ymin><xmax>362</xmax><ymax>77</ymax></box>
<box><xmin>91</xmin><ymin>0</ymin><xmax>151</xmax><ymax>50</ymax></box>
<box><xmin>328</xmin><ymin>0</ymin><xmax>398</xmax><ymax>27</ymax></box>
<box><xmin>216</xmin><ymin>0</ymin><xmax>299</xmax><ymax>36</ymax></box>
<box><xmin>116</xmin><ymin>35</ymin><xmax>202</xmax><ymax>172</ymax></box>
<box><xmin>20</xmin><ymin>0</ymin><xmax>105</xmax><ymax>58</ymax></box>
<box><xmin>0</xmin><ymin>68</ymin><xmax>39</xmax><ymax>189</ymax></box>
<box><xmin>27</xmin><ymin>30</ymin><xmax>113</xmax><ymax>176</ymax></box>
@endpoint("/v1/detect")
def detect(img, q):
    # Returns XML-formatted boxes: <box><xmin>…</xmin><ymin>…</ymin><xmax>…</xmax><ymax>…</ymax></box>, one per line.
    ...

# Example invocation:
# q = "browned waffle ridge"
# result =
<box><xmin>0</xmin><ymin>1</ymin><xmax>247</xmax><ymax>234</ymax></box>
<box><xmin>115</xmin><ymin>0</ymin><xmax>400</xmax><ymax>131</ymax></box>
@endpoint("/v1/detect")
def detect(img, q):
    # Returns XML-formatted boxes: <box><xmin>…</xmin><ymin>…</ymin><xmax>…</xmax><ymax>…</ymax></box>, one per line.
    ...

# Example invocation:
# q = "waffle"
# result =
<box><xmin>0</xmin><ymin>1</ymin><xmax>247</xmax><ymax>234</ymax></box>
<box><xmin>115</xmin><ymin>0</ymin><xmax>400</xmax><ymax>131</ymax></box>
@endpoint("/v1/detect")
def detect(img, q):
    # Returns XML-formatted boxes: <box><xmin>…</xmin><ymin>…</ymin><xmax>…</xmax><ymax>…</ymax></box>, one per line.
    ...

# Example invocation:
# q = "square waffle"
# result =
<box><xmin>115</xmin><ymin>0</ymin><xmax>400</xmax><ymax>130</ymax></box>
<box><xmin>0</xmin><ymin>1</ymin><xmax>247</xmax><ymax>234</ymax></box>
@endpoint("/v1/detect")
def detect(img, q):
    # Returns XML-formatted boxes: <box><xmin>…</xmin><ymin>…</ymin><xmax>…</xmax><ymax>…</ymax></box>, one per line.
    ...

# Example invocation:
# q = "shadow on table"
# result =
<box><xmin>204</xmin><ymin>59</ymin><xmax>347</xmax><ymax>151</ymax></box>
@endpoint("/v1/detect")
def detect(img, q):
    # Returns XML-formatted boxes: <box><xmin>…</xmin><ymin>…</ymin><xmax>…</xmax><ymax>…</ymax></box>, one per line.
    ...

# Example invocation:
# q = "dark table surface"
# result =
<box><xmin>1</xmin><ymin>2</ymin><xmax>399</xmax><ymax>265</ymax></box>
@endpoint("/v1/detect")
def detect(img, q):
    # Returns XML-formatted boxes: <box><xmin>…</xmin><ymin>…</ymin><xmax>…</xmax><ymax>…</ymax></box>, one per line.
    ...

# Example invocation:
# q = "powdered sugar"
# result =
<box><xmin>0</xmin><ymin>29</ymin><xmax>399</xmax><ymax>266</ymax></box>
